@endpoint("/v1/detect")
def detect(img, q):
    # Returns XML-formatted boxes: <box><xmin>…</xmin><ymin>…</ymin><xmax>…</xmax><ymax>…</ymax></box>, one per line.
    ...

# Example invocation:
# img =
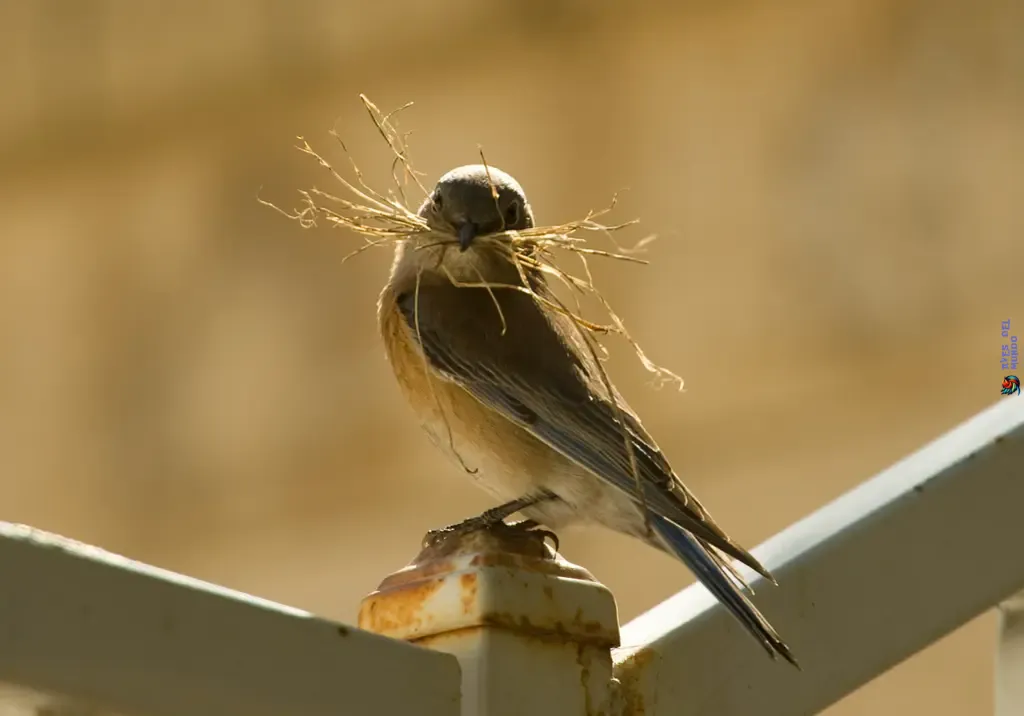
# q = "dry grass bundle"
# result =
<box><xmin>260</xmin><ymin>95</ymin><xmax>682</xmax><ymax>388</ymax></box>
<box><xmin>261</xmin><ymin>95</ymin><xmax>685</xmax><ymax>532</ymax></box>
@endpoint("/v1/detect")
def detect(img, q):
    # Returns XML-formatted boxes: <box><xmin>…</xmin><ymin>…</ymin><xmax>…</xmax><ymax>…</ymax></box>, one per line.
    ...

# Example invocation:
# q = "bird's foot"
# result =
<box><xmin>426</xmin><ymin>514</ymin><xmax>504</xmax><ymax>542</ymax></box>
<box><xmin>423</xmin><ymin>516</ymin><xmax>559</xmax><ymax>552</ymax></box>
<box><xmin>503</xmin><ymin>519</ymin><xmax>560</xmax><ymax>551</ymax></box>
<box><xmin>424</xmin><ymin>492</ymin><xmax>561</xmax><ymax>550</ymax></box>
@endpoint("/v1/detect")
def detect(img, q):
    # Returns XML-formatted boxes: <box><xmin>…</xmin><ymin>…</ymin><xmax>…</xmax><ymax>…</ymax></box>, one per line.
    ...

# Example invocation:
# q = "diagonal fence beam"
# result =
<box><xmin>615</xmin><ymin>398</ymin><xmax>1024</xmax><ymax>715</ymax></box>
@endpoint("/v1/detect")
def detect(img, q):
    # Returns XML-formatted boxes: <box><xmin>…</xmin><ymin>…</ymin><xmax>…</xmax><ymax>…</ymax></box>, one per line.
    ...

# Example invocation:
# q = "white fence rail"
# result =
<box><xmin>1</xmin><ymin>397</ymin><xmax>1022</xmax><ymax>715</ymax></box>
<box><xmin>617</xmin><ymin>397</ymin><xmax>1024</xmax><ymax>714</ymax></box>
<box><xmin>0</xmin><ymin>525</ymin><xmax>460</xmax><ymax>716</ymax></box>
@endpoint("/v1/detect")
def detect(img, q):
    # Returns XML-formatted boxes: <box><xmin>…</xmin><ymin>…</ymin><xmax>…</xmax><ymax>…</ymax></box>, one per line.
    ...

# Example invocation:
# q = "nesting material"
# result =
<box><xmin>261</xmin><ymin>95</ymin><xmax>682</xmax><ymax>388</ymax></box>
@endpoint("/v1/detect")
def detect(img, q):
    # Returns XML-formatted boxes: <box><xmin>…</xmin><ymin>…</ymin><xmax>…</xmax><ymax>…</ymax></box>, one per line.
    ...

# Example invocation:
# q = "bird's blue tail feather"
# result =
<box><xmin>650</xmin><ymin>513</ymin><xmax>797</xmax><ymax>666</ymax></box>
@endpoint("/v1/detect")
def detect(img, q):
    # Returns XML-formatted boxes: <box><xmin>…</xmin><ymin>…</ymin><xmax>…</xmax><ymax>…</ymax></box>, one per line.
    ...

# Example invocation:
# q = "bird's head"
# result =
<box><xmin>419</xmin><ymin>165</ymin><xmax>534</xmax><ymax>252</ymax></box>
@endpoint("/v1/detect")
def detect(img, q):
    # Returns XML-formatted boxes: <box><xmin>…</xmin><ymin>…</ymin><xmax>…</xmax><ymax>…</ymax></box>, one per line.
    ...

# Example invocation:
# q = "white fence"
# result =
<box><xmin>1</xmin><ymin>397</ymin><xmax>1022</xmax><ymax>715</ymax></box>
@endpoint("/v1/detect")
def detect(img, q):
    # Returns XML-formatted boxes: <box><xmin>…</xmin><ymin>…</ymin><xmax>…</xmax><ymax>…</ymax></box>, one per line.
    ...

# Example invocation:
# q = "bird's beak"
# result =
<box><xmin>457</xmin><ymin>222</ymin><xmax>477</xmax><ymax>252</ymax></box>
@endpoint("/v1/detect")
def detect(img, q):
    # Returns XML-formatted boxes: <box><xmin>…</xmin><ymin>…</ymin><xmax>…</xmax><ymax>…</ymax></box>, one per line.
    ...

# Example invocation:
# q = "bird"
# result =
<box><xmin>377</xmin><ymin>164</ymin><xmax>796</xmax><ymax>666</ymax></box>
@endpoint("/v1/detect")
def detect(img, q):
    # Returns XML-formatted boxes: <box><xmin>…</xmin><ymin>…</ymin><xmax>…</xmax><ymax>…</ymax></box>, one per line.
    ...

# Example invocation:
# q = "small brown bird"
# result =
<box><xmin>377</xmin><ymin>164</ymin><xmax>795</xmax><ymax>665</ymax></box>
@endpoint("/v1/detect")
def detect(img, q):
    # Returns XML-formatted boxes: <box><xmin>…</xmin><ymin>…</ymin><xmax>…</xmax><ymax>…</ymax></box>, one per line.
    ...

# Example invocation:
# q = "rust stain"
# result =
<box><xmin>359</xmin><ymin>578</ymin><xmax>444</xmax><ymax>635</ymax></box>
<box><xmin>477</xmin><ymin>612</ymin><xmax>615</xmax><ymax>647</ymax></box>
<box><xmin>467</xmin><ymin>550</ymin><xmax>596</xmax><ymax>581</ymax></box>
<box><xmin>415</xmin><ymin>625</ymin><xmax>484</xmax><ymax>649</ymax></box>
<box><xmin>625</xmin><ymin>646</ymin><xmax>657</xmax><ymax>670</ymax></box>
<box><xmin>577</xmin><ymin>644</ymin><xmax>592</xmax><ymax>714</ymax></box>
<box><xmin>460</xmin><ymin>571</ymin><xmax>479</xmax><ymax>614</ymax></box>
<box><xmin>570</xmin><ymin>606</ymin><xmax>609</xmax><ymax>636</ymax></box>
<box><xmin>616</xmin><ymin>646</ymin><xmax>658</xmax><ymax>716</ymax></box>
<box><xmin>375</xmin><ymin>557</ymin><xmax>457</xmax><ymax>590</ymax></box>
<box><xmin>619</xmin><ymin>682</ymin><xmax>645</xmax><ymax>716</ymax></box>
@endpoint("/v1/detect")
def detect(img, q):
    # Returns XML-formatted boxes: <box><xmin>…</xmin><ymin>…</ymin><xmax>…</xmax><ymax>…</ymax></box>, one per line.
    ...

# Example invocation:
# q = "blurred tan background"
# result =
<box><xmin>1</xmin><ymin>0</ymin><xmax>1022</xmax><ymax>713</ymax></box>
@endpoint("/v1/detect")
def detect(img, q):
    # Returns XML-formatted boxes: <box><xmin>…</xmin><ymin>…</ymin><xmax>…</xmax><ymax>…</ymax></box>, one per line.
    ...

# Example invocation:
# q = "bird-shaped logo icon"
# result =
<box><xmin>1002</xmin><ymin>375</ymin><xmax>1021</xmax><ymax>396</ymax></box>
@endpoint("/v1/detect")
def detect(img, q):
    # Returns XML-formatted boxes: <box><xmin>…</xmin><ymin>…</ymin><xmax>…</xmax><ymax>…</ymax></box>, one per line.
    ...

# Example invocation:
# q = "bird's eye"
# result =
<box><xmin>432</xmin><ymin>192</ymin><xmax>443</xmax><ymax>210</ymax></box>
<box><xmin>505</xmin><ymin>200</ymin><xmax>520</xmax><ymax>227</ymax></box>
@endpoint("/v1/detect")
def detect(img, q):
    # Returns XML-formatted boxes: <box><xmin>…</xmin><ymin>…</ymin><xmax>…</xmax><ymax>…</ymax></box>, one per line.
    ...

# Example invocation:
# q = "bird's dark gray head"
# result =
<box><xmin>420</xmin><ymin>164</ymin><xmax>534</xmax><ymax>252</ymax></box>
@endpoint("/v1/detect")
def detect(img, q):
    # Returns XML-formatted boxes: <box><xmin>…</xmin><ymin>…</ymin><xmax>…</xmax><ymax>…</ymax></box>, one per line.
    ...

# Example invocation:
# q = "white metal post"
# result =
<box><xmin>359</xmin><ymin>526</ymin><xmax>621</xmax><ymax>716</ymax></box>
<box><xmin>997</xmin><ymin>591</ymin><xmax>1024</xmax><ymax>716</ymax></box>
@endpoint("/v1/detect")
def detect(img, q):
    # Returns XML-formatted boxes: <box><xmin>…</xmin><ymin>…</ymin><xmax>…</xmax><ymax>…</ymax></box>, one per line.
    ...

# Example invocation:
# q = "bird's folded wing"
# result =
<box><xmin>395</xmin><ymin>284</ymin><xmax>768</xmax><ymax>577</ymax></box>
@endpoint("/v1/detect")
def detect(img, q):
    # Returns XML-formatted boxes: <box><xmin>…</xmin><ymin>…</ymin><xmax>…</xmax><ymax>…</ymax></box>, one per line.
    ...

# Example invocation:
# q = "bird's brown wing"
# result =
<box><xmin>395</xmin><ymin>281</ymin><xmax>771</xmax><ymax>579</ymax></box>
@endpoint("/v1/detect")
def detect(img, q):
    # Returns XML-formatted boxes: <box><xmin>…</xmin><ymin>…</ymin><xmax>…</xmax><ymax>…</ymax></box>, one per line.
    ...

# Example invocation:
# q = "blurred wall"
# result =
<box><xmin>1</xmin><ymin>0</ymin><xmax>1022</xmax><ymax>713</ymax></box>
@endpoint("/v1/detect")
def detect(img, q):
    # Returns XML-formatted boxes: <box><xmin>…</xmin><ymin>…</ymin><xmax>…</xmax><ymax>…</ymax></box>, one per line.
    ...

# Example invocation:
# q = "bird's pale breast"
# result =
<box><xmin>378</xmin><ymin>287</ymin><xmax>559</xmax><ymax>503</ymax></box>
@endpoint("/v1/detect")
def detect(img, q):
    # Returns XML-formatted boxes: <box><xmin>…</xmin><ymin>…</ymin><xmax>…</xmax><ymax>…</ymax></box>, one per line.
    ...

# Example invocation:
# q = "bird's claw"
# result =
<box><xmin>508</xmin><ymin>519</ymin><xmax>560</xmax><ymax>551</ymax></box>
<box><xmin>423</xmin><ymin>517</ymin><xmax>560</xmax><ymax>552</ymax></box>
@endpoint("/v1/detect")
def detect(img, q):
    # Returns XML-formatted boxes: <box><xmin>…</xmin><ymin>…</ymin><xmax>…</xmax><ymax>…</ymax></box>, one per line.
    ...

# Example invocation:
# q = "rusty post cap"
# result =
<box><xmin>359</xmin><ymin>525</ymin><xmax>620</xmax><ymax>648</ymax></box>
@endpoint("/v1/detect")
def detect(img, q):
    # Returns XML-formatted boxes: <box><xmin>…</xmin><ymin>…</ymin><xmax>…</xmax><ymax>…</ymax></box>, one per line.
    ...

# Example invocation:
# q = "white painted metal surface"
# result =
<box><xmin>997</xmin><ymin>591</ymin><xmax>1024</xmax><ymax>716</ymax></box>
<box><xmin>0</xmin><ymin>524</ymin><xmax>460</xmax><ymax>716</ymax></box>
<box><xmin>615</xmin><ymin>397</ymin><xmax>1024</xmax><ymax>715</ymax></box>
<box><xmin>360</xmin><ymin>527</ymin><xmax>620</xmax><ymax>716</ymax></box>
<box><xmin>0</xmin><ymin>681</ymin><xmax>124</xmax><ymax>715</ymax></box>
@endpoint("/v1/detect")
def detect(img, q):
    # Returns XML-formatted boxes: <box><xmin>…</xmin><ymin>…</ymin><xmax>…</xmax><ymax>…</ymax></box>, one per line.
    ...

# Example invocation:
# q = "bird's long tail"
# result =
<box><xmin>650</xmin><ymin>513</ymin><xmax>799</xmax><ymax>667</ymax></box>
